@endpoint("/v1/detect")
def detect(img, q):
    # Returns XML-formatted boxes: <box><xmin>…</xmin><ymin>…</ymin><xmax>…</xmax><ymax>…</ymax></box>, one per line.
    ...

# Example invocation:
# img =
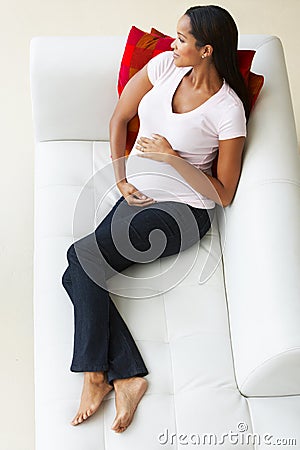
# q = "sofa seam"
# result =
<box><xmin>217</xmin><ymin>214</ymin><xmax>244</xmax><ymax>399</ymax></box>
<box><xmin>240</xmin><ymin>347</ymin><xmax>300</xmax><ymax>392</ymax></box>
<box><xmin>236</xmin><ymin>177</ymin><xmax>300</xmax><ymax>197</ymax></box>
<box><xmin>252</xmin><ymin>35</ymin><xmax>279</xmax><ymax>50</ymax></box>
<box><xmin>243</xmin><ymin>397</ymin><xmax>258</xmax><ymax>449</ymax></box>
<box><xmin>161</xmin><ymin>259</ymin><xmax>179</xmax><ymax>450</ymax></box>
<box><xmin>37</xmin><ymin>139</ymin><xmax>110</xmax><ymax>143</ymax></box>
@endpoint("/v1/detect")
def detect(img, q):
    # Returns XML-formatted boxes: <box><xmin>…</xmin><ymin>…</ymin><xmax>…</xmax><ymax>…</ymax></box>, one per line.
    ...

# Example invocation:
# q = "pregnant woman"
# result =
<box><xmin>62</xmin><ymin>5</ymin><xmax>248</xmax><ymax>433</ymax></box>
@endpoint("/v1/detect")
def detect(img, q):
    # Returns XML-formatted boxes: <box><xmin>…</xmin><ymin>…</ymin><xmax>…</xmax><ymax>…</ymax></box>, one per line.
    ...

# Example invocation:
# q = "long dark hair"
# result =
<box><xmin>185</xmin><ymin>5</ymin><xmax>250</xmax><ymax>121</ymax></box>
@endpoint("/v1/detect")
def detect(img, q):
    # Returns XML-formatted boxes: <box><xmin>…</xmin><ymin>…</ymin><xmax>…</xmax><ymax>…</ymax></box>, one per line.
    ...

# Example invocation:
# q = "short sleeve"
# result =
<box><xmin>218</xmin><ymin>103</ymin><xmax>247</xmax><ymax>140</ymax></box>
<box><xmin>147</xmin><ymin>51</ymin><xmax>174</xmax><ymax>86</ymax></box>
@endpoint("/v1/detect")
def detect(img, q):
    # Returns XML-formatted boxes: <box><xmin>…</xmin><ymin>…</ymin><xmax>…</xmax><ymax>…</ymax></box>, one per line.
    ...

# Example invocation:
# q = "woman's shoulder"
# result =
<box><xmin>146</xmin><ymin>51</ymin><xmax>179</xmax><ymax>85</ymax></box>
<box><xmin>216</xmin><ymin>82</ymin><xmax>247</xmax><ymax>139</ymax></box>
<box><xmin>220</xmin><ymin>81</ymin><xmax>244</xmax><ymax>109</ymax></box>
<box><xmin>148</xmin><ymin>50</ymin><xmax>174</xmax><ymax>67</ymax></box>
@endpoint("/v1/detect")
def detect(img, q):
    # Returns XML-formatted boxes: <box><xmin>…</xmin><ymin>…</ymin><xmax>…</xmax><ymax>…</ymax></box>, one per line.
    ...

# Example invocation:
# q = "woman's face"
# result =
<box><xmin>171</xmin><ymin>14</ymin><xmax>205</xmax><ymax>67</ymax></box>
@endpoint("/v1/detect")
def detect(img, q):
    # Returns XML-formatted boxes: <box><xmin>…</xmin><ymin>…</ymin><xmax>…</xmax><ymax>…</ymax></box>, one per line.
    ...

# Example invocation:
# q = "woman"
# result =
<box><xmin>62</xmin><ymin>5</ymin><xmax>248</xmax><ymax>433</ymax></box>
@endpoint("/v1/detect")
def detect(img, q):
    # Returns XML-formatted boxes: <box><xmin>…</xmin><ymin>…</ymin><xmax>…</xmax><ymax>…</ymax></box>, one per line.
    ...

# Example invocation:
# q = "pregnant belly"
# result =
<box><xmin>126</xmin><ymin>150</ymin><xmax>203</xmax><ymax>203</ymax></box>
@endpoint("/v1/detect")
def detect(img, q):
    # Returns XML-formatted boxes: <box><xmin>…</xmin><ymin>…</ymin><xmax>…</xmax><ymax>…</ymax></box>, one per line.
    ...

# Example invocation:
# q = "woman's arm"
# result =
<box><xmin>136</xmin><ymin>135</ymin><xmax>245</xmax><ymax>207</ymax></box>
<box><xmin>168</xmin><ymin>137</ymin><xmax>245</xmax><ymax>207</ymax></box>
<box><xmin>109</xmin><ymin>65</ymin><xmax>153</xmax><ymax>186</ymax></box>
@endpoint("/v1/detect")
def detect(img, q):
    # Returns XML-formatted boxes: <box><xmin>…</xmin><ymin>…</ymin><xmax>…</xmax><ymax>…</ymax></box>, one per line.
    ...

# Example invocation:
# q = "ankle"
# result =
<box><xmin>85</xmin><ymin>371</ymin><xmax>106</xmax><ymax>384</ymax></box>
<box><xmin>113</xmin><ymin>376</ymin><xmax>147</xmax><ymax>389</ymax></box>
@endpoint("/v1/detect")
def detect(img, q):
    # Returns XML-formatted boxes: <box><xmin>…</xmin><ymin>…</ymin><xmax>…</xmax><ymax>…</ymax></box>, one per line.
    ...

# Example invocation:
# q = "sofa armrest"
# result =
<box><xmin>217</xmin><ymin>36</ymin><xmax>300</xmax><ymax>397</ymax></box>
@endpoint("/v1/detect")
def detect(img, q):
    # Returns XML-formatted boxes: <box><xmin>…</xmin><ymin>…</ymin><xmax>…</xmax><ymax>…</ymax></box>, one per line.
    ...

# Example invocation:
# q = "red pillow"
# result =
<box><xmin>117</xmin><ymin>26</ymin><xmax>174</xmax><ymax>156</ymax></box>
<box><xmin>150</xmin><ymin>27</ymin><xmax>168</xmax><ymax>37</ymax></box>
<box><xmin>248</xmin><ymin>71</ymin><xmax>264</xmax><ymax>110</ymax></box>
<box><xmin>117</xmin><ymin>26</ymin><xmax>264</xmax><ymax>158</ymax></box>
<box><xmin>117</xmin><ymin>26</ymin><xmax>174</xmax><ymax>96</ymax></box>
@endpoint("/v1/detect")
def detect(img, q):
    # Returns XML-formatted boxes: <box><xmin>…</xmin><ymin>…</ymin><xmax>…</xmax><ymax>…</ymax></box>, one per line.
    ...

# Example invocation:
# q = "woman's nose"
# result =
<box><xmin>171</xmin><ymin>39</ymin><xmax>177</xmax><ymax>50</ymax></box>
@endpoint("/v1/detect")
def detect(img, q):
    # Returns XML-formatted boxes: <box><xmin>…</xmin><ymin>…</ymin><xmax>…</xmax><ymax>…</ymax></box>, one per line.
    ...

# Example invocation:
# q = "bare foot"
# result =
<box><xmin>111</xmin><ymin>377</ymin><xmax>148</xmax><ymax>433</ymax></box>
<box><xmin>71</xmin><ymin>371</ymin><xmax>113</xmax><ymax>426</ymax></box>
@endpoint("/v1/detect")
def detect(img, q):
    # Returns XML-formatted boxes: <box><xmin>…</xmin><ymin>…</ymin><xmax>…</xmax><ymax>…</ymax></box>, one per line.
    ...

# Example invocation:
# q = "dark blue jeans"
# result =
<box><xmin>61</xmin><ymin>195</ymin><xmax>214</xmax><ymax>385</ymax></box>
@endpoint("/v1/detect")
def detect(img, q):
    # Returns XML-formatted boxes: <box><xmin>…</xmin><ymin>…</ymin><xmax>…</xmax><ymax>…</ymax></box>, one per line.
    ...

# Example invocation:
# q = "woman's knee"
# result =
<box><xmin>66</xmin><ymin>243</ymin><xmax>77</xmax><ymax>264</ymax></box>
<box><xmin>65</xmin><ymin>236</ymin><xmax>108</xmax><ymax>281</ymax></box>
<box><xmin>66</xmin><ymin>235</ymin><xmax>99</xmax><ymax>263</ymax></box>
<box><xmin>61</xmin><ymin>266</ymin><xmax>71</xmax><ymax>289</ymax></box>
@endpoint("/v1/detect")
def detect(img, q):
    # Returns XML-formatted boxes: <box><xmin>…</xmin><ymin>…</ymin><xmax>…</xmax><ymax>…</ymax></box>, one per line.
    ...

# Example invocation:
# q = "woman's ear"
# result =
<box><xmin>203</xmin><ymin>44</ymin><xmax>214</xmax><ymax>58</ymax></box>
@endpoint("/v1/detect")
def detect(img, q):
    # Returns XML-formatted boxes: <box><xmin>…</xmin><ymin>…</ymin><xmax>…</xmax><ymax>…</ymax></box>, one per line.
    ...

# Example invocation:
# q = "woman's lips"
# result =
<box><xmin>173</xmin><ymin>52</ymin><xmax>180</xmax><ymax>58</ymax></box>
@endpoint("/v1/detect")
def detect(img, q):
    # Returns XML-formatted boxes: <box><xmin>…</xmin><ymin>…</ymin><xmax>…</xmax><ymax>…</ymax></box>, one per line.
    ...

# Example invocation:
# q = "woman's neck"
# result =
<box><xmin>187</xmin><ymin>62</ymin><xmax>223</xmax><ymax>94</ymax></box>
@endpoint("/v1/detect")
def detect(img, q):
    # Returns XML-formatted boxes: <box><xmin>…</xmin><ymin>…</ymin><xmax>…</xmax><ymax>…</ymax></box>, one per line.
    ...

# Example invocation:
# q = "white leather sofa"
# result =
<box><xmin>30</xmin><ymin>35</ymin><xmax>300</xmax><ymax>449</ymax></box>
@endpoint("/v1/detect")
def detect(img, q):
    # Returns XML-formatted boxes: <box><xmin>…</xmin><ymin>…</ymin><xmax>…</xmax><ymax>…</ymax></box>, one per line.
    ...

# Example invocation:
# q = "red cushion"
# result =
<box><xmin>117</xmin><ymin>27</ymin><xmax>175</xmax><ymax>156</ymax></box>
<box><xmin>248</xmin><ymin>71</ymin><xmax>265</xmax><ymax>110</ymax></box>
<box><xmin>150</xmin><ymin>27</ymin><xmax>167</xmax><ymax>37</ymax></box>
<box><xmin>117</xmin><ymin>26</ymin><xmax>264</xmax><ymax>158</ymax></box>
<box><xmin>237</xmin><ymin>50</ymin><xmax>255</xmax><ymax>83</ymax></box>
<box><xmin>117</xmin><ymin>26</ymin><xmax>174</xmax><ymax>96</ymax></box>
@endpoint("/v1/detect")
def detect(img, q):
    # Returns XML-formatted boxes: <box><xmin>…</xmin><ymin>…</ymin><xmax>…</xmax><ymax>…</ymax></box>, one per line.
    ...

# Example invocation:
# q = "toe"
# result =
<box><xmin>119</xmin><ymin>422</ymin><xmax>128</xmax><ymax>433</ymax></box>
<box><xmin>120</xmin><ymin>412</ymin><xmax>131</xmax><ymax>428</ymax></box>
<box><xmin>87</xmin><ymin>408</ymin><xmax>94</xmax><ymax>417</ymax></box>
<box><xmin>71</xmin><ymin>414</ymin><xmax>78</xmax><ymax>425</ymax></box>
<box><xmin>112</xmin><ymin>417</ymin><xmax>128</xmax><ymax>433</ymax></box>
<box><xmin>111</xmin><ymin>417</ymin><xmax>119</xmax><ymax>431</ymax></box>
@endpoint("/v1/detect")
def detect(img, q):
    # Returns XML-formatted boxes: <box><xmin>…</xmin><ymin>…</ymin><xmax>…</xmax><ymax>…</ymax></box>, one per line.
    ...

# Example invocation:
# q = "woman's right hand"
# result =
<box><xmin>117</xmin><ymin>180</ymin><xmax>156</xmax><ymax>206</ymax></box>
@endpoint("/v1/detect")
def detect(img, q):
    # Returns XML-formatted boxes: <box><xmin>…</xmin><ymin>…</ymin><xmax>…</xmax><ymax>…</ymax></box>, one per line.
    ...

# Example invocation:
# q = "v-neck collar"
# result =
<box><xmin>171</xmin><ymin>68</ymin><xmax>226</xmax><ymax>115</ymax></box>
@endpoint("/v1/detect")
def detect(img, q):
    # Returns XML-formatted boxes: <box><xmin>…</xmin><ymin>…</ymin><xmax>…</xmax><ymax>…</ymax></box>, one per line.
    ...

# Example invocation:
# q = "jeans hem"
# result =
<box><xmin>70</xmin><ymin>364</ymin><xmax>110</xmax><ymax>373</ymax></box>
<box><xmin>107</xmin><ymin>367</ymin><xmax>149</xmax><ymax>386</ymax></box>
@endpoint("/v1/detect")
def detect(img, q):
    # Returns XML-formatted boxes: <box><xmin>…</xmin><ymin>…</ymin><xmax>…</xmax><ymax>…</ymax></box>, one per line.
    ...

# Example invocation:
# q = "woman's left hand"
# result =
<box><xmin>135</xmin><ymin>134</ymin><xmax>177</xmax><ymax>162</ymax></box>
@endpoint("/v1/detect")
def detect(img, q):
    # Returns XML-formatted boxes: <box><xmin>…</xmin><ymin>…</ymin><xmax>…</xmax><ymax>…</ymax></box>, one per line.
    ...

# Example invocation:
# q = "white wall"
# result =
<box><xmin>1</xmin><ymin>1</ymin><xmax>299</xmax><ymax>449</ymax></box>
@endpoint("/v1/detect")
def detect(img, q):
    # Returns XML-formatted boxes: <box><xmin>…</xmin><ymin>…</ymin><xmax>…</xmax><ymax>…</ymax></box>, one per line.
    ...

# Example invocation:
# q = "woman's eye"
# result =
<box><xmin>178</xmin><ymin>37</ymin><xmax>184</xmax><ymax>43</ymax></box>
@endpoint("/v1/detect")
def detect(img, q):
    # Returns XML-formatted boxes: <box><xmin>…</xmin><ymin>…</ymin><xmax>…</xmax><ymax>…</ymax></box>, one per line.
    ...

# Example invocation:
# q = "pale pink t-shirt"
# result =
<box><xmin>125</xmin><ymin>51</ymin><xmax>247</xmax><ymax>209</ymax></box>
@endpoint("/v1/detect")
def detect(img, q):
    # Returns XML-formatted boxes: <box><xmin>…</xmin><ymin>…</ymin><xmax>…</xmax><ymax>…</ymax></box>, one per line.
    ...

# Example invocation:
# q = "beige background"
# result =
<box><xmin>1</xmin><ymin>1</ymin><xmax>299</xmax><ymax>449</ymax></box>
